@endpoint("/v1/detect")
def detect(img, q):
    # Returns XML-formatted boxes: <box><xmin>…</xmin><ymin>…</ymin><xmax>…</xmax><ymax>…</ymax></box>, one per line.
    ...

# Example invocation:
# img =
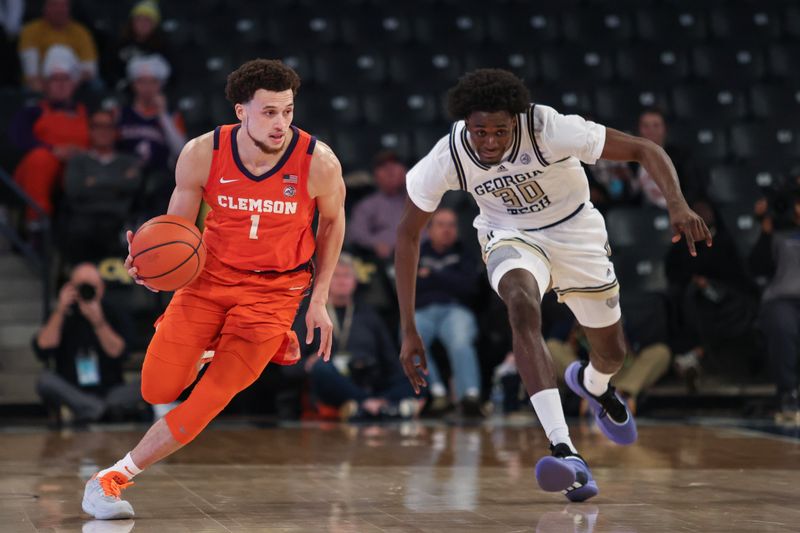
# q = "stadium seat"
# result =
<box><xmin>415</xmin><ymin>9</ymin><xmax>486</xmax><ymax>44</ymax></box>
<box><xmin>389</xmin><ymin>48</ymin><xmax>462</xmax><ymax>87</ymax></box>
<box><xmin>634</xmin><ymin>7</ymin><xmax>707</xmax><ymax>43</ymax></box>
<box><xmin>611</xmin><ymin>249</ymin><xmax>669</xmax><ymax>294</ymax></box>
<box><xmin>160</xmin><ymin>17</ymin><xmax>195</xmax><ymax>48</ymax></box>
<box><xmin>605</xmin><ymin>207</ymin><xmax>674</xmax><ymax>249</ymax></box>
<box><xmin>706</xmin><ymin>166</ymin><xmax>762</xmax><ymax>205</ymax></box>
<box><xmin>539</xmin><ymin>47</ymin><xmax>615</xmax><ymax>85</ymax></box>
<box><xmin>313</xmin><ymin>50</ymin><xmax>388</xmax><ymax>87</ymax></box>
<box><xmin>339</xmin><ymin>11</ymin><xmax>414</xmax><ymax>46</ymax></box>
<box><xmin>362</xmin><ymin>92</ymin><xmax>440</xmax><ymax>126</ymax></box>
<box><xmin>668</xmin><ymin>123</ymin><xmax>728</xmax><ymax>163</ymax></box>
<box><xmin>671</xmin><ymin>86</ymin><xmax>747</xmax><ymax>122</ymax></box>
<box><xmin>619</xmin><ymin>291</ymin><xmax>670</xmax><ymax>349</ymax></box>
<box><xmin>463</xmin><ymin>50</ymin><xmax>539</xmax><ymax>84</ymax></box>
<box><xmin>593</xmin><ymin>86</ymin><xmax>670</xmax><ymax>129</ymax></box>
<box><xmin>616</xmin><ymin>47</ymin><xmax>690</xmax><ymax>84</ymax></box>
<box><xmin>708</xmin><ymin>7</ymin><xmax>781</xmax><ymax>43</ymax></box>
<box><xmin>486</xmin><ymin>10</ymin><xmax>560</xmax><ymax>44</ymax></box>
<box><xmin>331</xmin><ymin>128</ymin><xmax>412</xmax><ymax>171</ymax></box>
<box><xmin>412</xmin><ymin>126</ymin><xmax>449</xmax><ymax>162</ymax></box>
<box><xmin>533</xmin><ymin>87</ymin><xmax>593</xmax><ymax>118</ymax></box>
<box><xmin>303</xmin><ymin>92</ymin><xmax>363</xmax><ymax>127</ymax></box>
<box><xmin>561</xmin><ymin>9</ymin><xmax>633</xmax><ymax>44</ymax></box>
<box><xmin>265</xmin><ymin>12</ymin><xmax>340</xmax><ymax>48</ymax></box>
<box><xmin>718</xmin><ymin>205</ymin><xmax>762</xmax><ymax>257</ymax></box>
<box><xmin>750</xmin><ymin>85</ymin><xmax>800</xmax><ymax>120</ymax></box>
<box><xmin>692</xmin><ymin>46</ymin><xmax>765</xmax><ymax>87</ymax></box>
<box><xmin>785</xmin><ymin>6</ymin><xmax>800</xmax><ymax>41</ymax></box>
<box><xmin>767</xmin><ymin>44</ymin><xmax>800</xmax><ymax>82</ymax></box>
<box><xmin>730</xmin><ymin>124</ymin><xmax>800</xmax><ymax>160</ymax></box>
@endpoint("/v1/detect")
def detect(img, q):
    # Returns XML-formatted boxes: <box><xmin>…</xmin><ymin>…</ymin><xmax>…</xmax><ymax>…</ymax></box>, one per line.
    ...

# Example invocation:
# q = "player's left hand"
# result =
<box><xmin>305</xmin><ymin>300</ymin><xmax>333</xmax><ymax>361</ymax></box>
<box><xmin>668</xmin><ymin>204</ymin><xmax>713</xmax><ymax>257</ymax></box>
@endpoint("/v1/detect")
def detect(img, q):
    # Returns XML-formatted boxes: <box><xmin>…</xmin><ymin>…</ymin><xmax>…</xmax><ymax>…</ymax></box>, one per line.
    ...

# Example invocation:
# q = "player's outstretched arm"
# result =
<box><xmin>395</xmin><ymin>199</ymin><xmax>434</xmax><ymax>394</ymax></box>
<box><xmin>124</xmin><ymin>132</ymin><xmax>213</xmax><ymax>290</ymax></box>
<box><xmin>600</xmin><ymin>128</ymin><xmax>713</xmax><ymax>256</ymax></box>
<box><xmin>307</xmin><ymin>141</ymin><xmax>346</xmax><ymax>361</ymax></box>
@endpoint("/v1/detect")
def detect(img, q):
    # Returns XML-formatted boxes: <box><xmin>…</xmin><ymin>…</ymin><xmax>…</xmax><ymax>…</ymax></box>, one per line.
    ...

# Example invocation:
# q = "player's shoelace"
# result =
<box><xmin>97</xmin><ymin>472</ymin><xmax>134</xmax><ymax>499</ymax></box>
<box><xmin>595</xmin><ymin>385</ymin><xmax>628</xmax><ymax>424</ymax></box>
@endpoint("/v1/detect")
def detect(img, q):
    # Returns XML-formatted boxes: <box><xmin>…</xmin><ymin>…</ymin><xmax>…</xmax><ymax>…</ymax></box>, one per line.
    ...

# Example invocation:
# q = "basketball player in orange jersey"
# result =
<box><xmin>81</xmin><ymin>59</ymin><xmax>346</xmax><ymax>520</ymax></box>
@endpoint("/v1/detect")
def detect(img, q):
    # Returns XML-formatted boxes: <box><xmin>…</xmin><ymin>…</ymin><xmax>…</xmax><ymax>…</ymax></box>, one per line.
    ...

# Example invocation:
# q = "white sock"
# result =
<box><xmin>583</xmin><ymin>362</ymin><xmax>613</xmax><ymax>396</ymax></box>
<box><xmin>530</xmin><ymin>389</ymin><xmax>577</xmax><ymax>453</ymax></box>
<box><xmin>98</xmin><ymin>452</ymin><xmax>142</xmax><ymax>480</ymax></box>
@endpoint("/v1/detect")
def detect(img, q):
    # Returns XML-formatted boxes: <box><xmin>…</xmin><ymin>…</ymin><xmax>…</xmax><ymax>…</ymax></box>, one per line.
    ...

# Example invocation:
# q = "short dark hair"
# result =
<box><xmin>639</xmin><ymin>107</ymin><xmax>666</xmax><ymax>121</ymax></box>
<box><xmin>446</xmin><ymin>69</ymin><xmax>530</xmax><ymax>120</ymax></box>
<box><xmin>225</xmin><ymin>59</ymin><xmax>301</xmax><ymax>105</ymax></box>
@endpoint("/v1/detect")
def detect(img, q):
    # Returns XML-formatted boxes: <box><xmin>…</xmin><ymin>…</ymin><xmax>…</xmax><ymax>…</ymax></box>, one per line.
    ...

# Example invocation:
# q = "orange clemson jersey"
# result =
<box><xmin>202</xmin><ymin>124</ymin><xmax>317</xmax><ymax>272</ymax></box>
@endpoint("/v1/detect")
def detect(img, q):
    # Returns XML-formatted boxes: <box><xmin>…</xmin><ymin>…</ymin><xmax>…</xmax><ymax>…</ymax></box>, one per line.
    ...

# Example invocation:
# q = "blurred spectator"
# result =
<box><xmin>104</xmin><ymin>0</ymin><xmax>171</xmax><ymax>90</ymax></box>
<box><xmin>666</xmin><ymin>199</ymin><xmax>757</xmax><ymax>385</ymax></box>
<box><xmin>750</xmin><ymin>192</ymin><xmax>800</xmax><ymax>423</ymax></box>
<box><xmin>117</xmin><ymin>54</ymin><xmax>185</xmax><ymax>217</ymax></box>
<box><xmin>631</xmin><ymin>109</ymin><xmax>699</xmax><ymax>209</ymax></box>
<box><xmin>547</xmin><ymin>321</ymin><xmax>671</xmax><ymax>414</ymax></box>
<box><xmin>0</xmin><ymin>0</ymin><xmax>24</xmax><ymax>86</ymax></box>
<box><xmin>11</xmin><ymin>44</ymin><xmax>89</xmax><ymax>230</ymax></box>
<box><xmin>346</xmin><ymin>150</ymin><xmax>407</xmax><ymax>260</ymax></box>
<box><xmin>585</xmin><ymin>159</ymin><xmax>637</xmax><ymax>212</ymax></box>
<box><xmin>415</xmin><ymin>208</ymin><xmax>483</xmax><ymax>417</ymax></box>
<box><xmin>34</xmin><ymin>263</ymin><xmax>139</xmax><ymax>424</ymax></box>
<box><xmin>299</xmin><ymin>254</ymin><xmax>417</xmax><ymax>421</ymax></box>
<box><xmin>61</xmin><ymin>109</ymin><xmax>141</xmax><ymax>264</ymax></box>
<box><xmin>18</xmin><ymin>0</ymin><xmax>98</xmax><ymax>92</ymax></box>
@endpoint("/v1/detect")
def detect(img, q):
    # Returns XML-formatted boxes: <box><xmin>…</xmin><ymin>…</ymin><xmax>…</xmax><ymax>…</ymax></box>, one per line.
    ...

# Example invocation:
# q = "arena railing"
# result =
<box><xmin>0</xmin><ymin>167</ymin><xmax>51</xmax><ymax>320</ymax></box>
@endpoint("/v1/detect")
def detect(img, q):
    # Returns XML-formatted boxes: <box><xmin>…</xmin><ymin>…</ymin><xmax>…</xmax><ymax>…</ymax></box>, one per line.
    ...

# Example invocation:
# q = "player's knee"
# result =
<box><xmin>140</xmin><ymin>378</ymin><xmax>183</xmax><ymax>405</ymax></box>
<box><xmin>504</xmin><ymin>286</ymin><xmax>542</xmax><ymax>330</ymax></box>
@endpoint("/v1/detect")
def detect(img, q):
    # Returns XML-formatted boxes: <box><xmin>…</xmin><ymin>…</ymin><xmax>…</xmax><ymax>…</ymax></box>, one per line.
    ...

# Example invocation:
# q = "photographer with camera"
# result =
<box><xmin>34</xmin><ymin>263</ymin><xmax>139</xmax><ymax>424</ymax></box>
<box><xmin>750</xmin><ymin>184</ymin><xmax>800</xmax><ymax>424</ymax></box>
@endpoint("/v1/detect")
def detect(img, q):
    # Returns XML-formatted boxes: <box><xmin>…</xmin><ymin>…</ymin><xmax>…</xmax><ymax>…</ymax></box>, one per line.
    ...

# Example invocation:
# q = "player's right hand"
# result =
<box><xmin>56</xmin><ymin>283</ymin><xmax>77</xmax><ymax>313</ymax></box>
<box><xmin>125</xmin><ymin>230</ymin><xmax>159</xmax><ymax>292</ymax></box>
<box><xmin>399</xmin><ymin>331</ymin><xmax>428</xmax><ymax>395</ymax></box>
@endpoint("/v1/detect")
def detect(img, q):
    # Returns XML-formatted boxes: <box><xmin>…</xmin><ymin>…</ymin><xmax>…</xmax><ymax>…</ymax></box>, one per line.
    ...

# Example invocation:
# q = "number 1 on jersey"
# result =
<box><xmin>249</xmin><ymin>214</ymin><xmax>260</xmax><ymax>240</ymax></box>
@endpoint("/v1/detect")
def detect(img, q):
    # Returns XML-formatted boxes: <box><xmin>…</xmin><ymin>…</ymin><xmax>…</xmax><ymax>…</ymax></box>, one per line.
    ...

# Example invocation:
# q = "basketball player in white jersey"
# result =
<box><xmin>396</xmin><ymin>69</ymin><xmax>712</xmax><ymax>501</ymax></box>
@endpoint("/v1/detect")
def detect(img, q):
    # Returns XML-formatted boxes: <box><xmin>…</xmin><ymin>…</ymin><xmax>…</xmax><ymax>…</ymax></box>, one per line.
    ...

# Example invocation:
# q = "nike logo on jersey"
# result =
<box><xmin>219</xmin><ymin>177</ymin><xmax>238</xmax><ymax>184</ymax></box>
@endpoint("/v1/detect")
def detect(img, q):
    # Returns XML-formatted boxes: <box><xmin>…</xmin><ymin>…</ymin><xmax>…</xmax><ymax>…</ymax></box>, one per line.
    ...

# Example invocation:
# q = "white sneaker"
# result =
<box><xmin>82</xmin><ymin>472</ymin><xmax>135</xmax><ymax>520</ymax></box>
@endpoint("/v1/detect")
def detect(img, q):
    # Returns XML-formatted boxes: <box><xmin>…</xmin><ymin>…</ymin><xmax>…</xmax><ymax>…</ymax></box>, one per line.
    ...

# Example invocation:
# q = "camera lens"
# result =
<box><xmin>77</xmin><ymin>283</ymin><xmax>96</xmax><ymax>301</ymax></box>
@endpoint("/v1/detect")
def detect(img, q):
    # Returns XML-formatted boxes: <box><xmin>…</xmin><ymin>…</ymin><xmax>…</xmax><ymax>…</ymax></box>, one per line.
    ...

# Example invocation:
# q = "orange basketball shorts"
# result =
<box><xmin>141</xmin><ymin>252</ymin><xmax>311</xmax><ymax>443</ymax></box>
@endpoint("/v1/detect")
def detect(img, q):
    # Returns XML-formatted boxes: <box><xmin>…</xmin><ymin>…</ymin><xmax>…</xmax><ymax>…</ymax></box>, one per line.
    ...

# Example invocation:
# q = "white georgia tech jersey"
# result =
<box><xmin>406</xmin><ymin>104</ymin><xmax>606</xmax><ymax>231</ymax></box>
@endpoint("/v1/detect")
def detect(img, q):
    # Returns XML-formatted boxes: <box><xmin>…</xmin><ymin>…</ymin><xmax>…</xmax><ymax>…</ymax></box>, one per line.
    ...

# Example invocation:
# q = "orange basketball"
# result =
<box><xmin>130</xmin><ymin>214</ymin><xmax>207</xmax><ymax>292</ymax></box>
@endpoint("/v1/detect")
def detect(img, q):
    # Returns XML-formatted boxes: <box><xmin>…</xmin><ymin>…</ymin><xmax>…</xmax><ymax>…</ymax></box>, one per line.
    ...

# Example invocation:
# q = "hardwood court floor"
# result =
<box><xmin>1</xmin><ymin>419</ymin><xmax>799</xmax><ymax>532</ymax></box>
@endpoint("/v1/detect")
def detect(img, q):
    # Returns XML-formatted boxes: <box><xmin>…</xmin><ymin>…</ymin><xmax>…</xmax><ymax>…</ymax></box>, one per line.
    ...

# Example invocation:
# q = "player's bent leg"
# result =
<box><xmin>163</xmin><ymin>333</ymin><xmax>284</xmax><ymax>444</ymax></box>
<box><xmin>141</xmin><ymin>336</ymin><xmax>205</xmax><ymax>405</ymax></box>
<box><xmin>495</xmin><ymin>268</ymin><xmax>596</xmax><ymax>500</ymax></box>
<box><xmin>562</xmin><ymin>300</ymin><xmax>637</xmax><ymax>445</ymax></box>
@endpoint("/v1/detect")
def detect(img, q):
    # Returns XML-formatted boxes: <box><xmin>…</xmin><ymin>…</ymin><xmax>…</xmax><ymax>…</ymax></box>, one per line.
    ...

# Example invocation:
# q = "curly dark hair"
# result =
<box><xmin>225</xmin><ymin>59</ymin><xmax>301</xmax><ymax>105</ymax></box>
<box><xmin>446</xmin><ymin>69</ymin><xmax>530</xmax><ymax>120</ymax></box>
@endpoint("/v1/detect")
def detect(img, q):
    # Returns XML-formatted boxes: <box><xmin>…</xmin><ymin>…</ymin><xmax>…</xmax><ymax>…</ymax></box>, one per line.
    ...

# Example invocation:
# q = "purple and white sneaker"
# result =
<box><xmin>565</xmin><ymin>361</ymin><xmax>637</xmax><ymax>445</ymax></box>
<box><xmin>535</xmin><ymin>443</ymin><xmax>598</xmax><ymax>502</ymax></box>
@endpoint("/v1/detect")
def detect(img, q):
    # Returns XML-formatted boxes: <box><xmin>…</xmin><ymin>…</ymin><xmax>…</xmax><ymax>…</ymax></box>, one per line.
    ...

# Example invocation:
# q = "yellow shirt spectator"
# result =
<box><xmin>18</xmin><ymin>15</ymin><xmax>98</xmax><ymax>90</ymax></box>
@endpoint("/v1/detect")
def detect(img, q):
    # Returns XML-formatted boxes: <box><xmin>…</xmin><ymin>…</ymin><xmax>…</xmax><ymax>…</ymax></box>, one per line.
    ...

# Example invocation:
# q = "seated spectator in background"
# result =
<box><xmin>585</xmin><ymin>159</ymin><xmax>637</xmax><ymax>212</ymax></box>
<box><xmin>750</xmin><ymin>192</ymin><xmax>800</xmax><ymax>424</ymax></box>
<box><xmin>547</xmin><ymin>321</ymin><xmax>670</xmax><ymax>414</ymax></box>
<box><xmin>666</xmin><ymin>199</ymin><xmax>758</xmax><ymax>385</ymax></box>
<box><xmin>11</xmin><ymin>45</ymin><xmax>89</xmax><ymax>231</ymax></box>
<box><xmin>0</xmin><ymin>0</ymin><xmax>24</xmax><ymax>86</ymax></box>
<box><xmin>34</xmin><ymin>263</ymin><xmax>139</xmax><ymax>424</ymax></box>
<box><xmin>18</xmin><ymin>0</ymin><xmax>98</xmax><ymax>92</ymax></box>
<box><xmin>299</xmin><ymin>254</ymin><xmax>417</xmax><ymax>421</ymax></box>
<box><xmin>631</xmin><ymin>108</ymin><xmax>699</xmax><ymax>209</ymax></box>
<box><xmin>61</xmin><ymin>109</ymin><xmax>141</xmax><ymax>264</ymax></box>
<box><xmin>104</xmin><ymin>0</ymin><xmax>170</xmax><ymax>90</ymax></box>
<box><xmin>346</xmin><ymin>150</ymin><xmax>407</xmax><ymax>261</ymax></box>
<box><xmin>415</xmin><ymin>208</ymin><xmax>483</xmax><ymax>417</ymax></box>
<box><xmin>117</xmin><ymin>54</ymin><xmax>185</xmax><ymax>217</ymax></box>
